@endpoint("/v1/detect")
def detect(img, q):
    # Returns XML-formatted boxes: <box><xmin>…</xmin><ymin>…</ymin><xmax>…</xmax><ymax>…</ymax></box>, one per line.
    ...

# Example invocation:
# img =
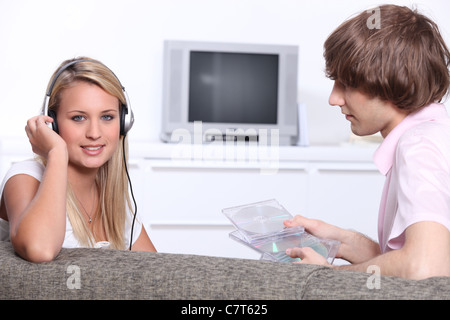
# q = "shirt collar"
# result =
<box><xmin>373</xmin><ymin>103</ymin><xmax>448</xmax><ymax>176</ymax></box>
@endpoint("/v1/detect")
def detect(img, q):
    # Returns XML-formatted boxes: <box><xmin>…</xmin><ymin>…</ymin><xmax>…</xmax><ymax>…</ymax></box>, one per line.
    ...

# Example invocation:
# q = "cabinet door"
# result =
<box><xmin>307</xmin><ymin>164</ymin><xmax>384</xmax><ymax>240</ymax></box>
<box><xmin>140</xmin><ymin>160</ymin><xmax>309</xmax><ymax>258</ymax></box>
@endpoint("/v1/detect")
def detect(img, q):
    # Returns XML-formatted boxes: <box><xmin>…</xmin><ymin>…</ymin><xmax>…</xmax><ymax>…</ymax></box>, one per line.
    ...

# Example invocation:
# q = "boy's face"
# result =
<box><xmin>329</xmin><ymin>81</ymin><xmax>408</xmax><ymax>138</ymax></box>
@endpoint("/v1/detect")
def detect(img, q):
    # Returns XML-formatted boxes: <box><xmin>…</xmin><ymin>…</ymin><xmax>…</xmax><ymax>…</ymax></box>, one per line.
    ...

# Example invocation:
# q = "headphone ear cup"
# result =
<box><xmin>120</xmin><ymin>104</ymin><xmax>134</xmax><ymax>136</ymax></box>
<box><xmin>48</xmin><ymin>109</ymin><xmax>59</xmax><ymax>134</ymax></box>
<box><xmin>120</xmin><ymin>104</ymin><xmax>126</xmax><ymax>136</ymax></box>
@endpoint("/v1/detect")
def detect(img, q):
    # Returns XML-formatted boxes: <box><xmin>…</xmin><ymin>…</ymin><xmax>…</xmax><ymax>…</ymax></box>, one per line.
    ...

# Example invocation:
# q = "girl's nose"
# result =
<box><xmin>86</xmin><ymin>119</ymin><xmax>101</xmax><ymax>140</ymax></box>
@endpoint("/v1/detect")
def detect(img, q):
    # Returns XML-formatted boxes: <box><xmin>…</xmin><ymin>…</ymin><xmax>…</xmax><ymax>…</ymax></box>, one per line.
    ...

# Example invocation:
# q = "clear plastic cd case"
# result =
<box><xmin>222</xmin><ymin>199</ymin><xmax>340</xmax><ymax>264</ymax></box>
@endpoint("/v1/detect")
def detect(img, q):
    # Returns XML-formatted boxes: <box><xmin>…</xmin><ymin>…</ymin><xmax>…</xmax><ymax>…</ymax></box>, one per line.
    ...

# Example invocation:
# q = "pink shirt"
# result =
<box><xmin>374</xmin><ymin>103</ymin><xmax>450</xmax><ymax>253</ymax></box>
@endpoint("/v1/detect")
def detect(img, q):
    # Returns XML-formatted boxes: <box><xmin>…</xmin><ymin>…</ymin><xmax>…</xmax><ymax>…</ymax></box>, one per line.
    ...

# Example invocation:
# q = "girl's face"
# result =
<box><xmin>57</xmin><ymin>81</ymin><xmax>121</xmax><ymax>173</ymax></box>
<box><xmin>328</xmin><ymin>81</ymin><xmax>408</xmax><ymax>138</ymax></box>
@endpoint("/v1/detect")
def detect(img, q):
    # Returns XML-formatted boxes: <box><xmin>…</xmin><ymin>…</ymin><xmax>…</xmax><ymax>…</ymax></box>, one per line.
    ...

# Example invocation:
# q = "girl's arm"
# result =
<box><xmin>4</xmin><ymin>116</ymin><xmax>68</xmax><ymax>262</ymax></box>
<box><xmin>131</xmin><ymin>226</ymin><xmax>157</xmax><ymax>252</ymax></box>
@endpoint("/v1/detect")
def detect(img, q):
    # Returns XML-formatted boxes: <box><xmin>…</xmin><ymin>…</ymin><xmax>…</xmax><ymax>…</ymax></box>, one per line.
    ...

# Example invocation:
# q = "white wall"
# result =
<box><xmin>1</xmin><ymin>0</ymin><xmax>449</xmax><ymax>145</ymax></box>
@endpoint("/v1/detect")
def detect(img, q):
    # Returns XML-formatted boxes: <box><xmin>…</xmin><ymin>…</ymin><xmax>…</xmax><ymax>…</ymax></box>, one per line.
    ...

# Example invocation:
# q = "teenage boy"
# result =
<box><xmin>286</xmin><ymin>5</ymin><xmax>450</xmax><ymax>280</ymax></box>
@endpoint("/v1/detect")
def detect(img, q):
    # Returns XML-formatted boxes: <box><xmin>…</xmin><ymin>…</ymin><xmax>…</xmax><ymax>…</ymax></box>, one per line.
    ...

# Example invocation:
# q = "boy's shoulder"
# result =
<box><xmin>399</xmin><ymin>116</ymin><xmax>450</xmax><ymax>155</ymax></box>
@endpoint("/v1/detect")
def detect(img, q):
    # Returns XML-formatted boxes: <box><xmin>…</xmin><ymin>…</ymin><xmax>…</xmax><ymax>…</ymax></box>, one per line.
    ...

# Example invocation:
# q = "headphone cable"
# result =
<box><xmin>122</xmin><ymin>136</ymin><xmax>137</xmax><ymax>250</ymax></box>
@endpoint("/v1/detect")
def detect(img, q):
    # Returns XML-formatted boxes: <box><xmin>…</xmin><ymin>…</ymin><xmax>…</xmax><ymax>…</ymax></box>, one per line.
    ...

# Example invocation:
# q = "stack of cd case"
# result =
<box><xmin>222</xmin><ymin>199</ymin><xmax>340</xmax><ymax>264</ymax></box>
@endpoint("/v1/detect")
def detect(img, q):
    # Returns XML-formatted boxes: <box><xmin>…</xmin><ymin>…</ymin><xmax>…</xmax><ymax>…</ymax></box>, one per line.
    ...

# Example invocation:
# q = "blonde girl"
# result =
<box><xmin>0</xmin><ymin>57</ymin><xmax>156</xmax><ymax>262</ymax></box>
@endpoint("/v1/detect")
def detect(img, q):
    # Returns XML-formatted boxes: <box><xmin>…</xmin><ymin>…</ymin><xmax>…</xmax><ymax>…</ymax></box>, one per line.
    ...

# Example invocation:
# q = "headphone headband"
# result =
<box><xmin>43</xmin><ymin>58</ymin><xmax>134</xmax><ymax>136</ymax></box>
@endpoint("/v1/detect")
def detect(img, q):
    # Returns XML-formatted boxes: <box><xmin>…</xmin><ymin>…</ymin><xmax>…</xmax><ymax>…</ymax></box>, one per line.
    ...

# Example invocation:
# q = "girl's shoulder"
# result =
<box><xmin>2</xmin><ymin>158</ymin><xmax>45</xmax><ymax>186</ymax></box>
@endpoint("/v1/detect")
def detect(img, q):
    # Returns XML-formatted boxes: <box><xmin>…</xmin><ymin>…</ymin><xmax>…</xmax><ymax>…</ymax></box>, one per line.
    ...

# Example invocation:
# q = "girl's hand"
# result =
<box><xmin>25</xmin><ymin>115</ymin><xmax>67</xmax><ymax>159</ymax></box>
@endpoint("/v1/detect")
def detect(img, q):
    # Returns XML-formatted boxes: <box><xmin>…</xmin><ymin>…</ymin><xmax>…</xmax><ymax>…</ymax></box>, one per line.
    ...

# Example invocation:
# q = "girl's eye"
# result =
<box><xmin>72</xmin><ymin>115</ymin><xmax>85</xmax><ymax>122</ymax></box>
<box><xmin>102</xmin><ymin>115</ymin><xmax>114</xmax><ymax>121</ymax></box>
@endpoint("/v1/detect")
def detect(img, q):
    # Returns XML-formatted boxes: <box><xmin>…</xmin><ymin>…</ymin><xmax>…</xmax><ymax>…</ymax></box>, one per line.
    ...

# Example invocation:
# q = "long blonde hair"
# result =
<box><xmin>41</xmin><ymin>57</ymin><xmax>133</xmax><ymax>249</ymax></box>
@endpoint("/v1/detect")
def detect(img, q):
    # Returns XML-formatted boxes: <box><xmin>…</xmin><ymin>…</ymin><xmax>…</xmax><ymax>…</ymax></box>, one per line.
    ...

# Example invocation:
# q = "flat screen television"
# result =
<box><xmin>160</xmin><ymin>40</ymin><xmax>299</xmax><ymax>145</ymax></box>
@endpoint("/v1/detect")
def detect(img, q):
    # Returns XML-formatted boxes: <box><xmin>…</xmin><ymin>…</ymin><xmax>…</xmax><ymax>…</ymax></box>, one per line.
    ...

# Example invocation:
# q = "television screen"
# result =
<box><xmin>188</xmin><ymin>51</ymin><xmax>279</xmax><ymax>124</ymax></box>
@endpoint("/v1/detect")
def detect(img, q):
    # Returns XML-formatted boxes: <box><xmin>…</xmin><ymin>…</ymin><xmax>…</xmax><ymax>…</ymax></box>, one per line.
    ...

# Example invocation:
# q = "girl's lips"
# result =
<box><xmin>81</xmin><ymin>145</ymin><xmax>104</xmax><ymax>155</ymax></box>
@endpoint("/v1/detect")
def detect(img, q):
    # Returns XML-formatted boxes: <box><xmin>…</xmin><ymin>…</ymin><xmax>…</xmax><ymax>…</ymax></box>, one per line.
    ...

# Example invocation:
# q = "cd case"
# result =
<box><xmin>223</xmin><ymin>199</ymin><xmax>340</xmax><ymax>264</ymax></box>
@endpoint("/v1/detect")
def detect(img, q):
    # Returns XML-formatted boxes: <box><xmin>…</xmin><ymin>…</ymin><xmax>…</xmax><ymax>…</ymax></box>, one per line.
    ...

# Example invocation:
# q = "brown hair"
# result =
<box><xmin>324</xmin><ymin>5</ymin><xmax>450</xmax><ymax>111</ymax></box>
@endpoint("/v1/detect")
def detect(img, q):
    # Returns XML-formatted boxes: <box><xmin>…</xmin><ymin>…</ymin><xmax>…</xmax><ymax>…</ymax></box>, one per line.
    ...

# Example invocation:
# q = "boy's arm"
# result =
<box><xmin>284</xmin><ymin>216</ymin><xmax>380</xmax><ymax>264</ymax></box>
<box><xmin>334</xmin><ymin>221</ymin><xmax>450</xmax><ymax>279</ymax></box>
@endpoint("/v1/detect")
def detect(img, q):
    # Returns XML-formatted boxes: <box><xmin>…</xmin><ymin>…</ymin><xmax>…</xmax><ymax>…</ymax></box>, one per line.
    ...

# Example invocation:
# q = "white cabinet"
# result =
<box><xmin>137</xmin><ymin>160</ymin><xmax>310</xmax><ymax>259</ymax></box>
<box><xmin>128</xmin><ymin>142</ymin><xmax>385</xmax><ymax>259</ymax></box>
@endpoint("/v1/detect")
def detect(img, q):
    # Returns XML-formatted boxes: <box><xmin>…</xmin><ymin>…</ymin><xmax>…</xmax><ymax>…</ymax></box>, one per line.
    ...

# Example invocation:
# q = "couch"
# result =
<box><xmin>0</xmin><ymin>241</ymin><xmax>448</xmax><ymax>300</ymax></box>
